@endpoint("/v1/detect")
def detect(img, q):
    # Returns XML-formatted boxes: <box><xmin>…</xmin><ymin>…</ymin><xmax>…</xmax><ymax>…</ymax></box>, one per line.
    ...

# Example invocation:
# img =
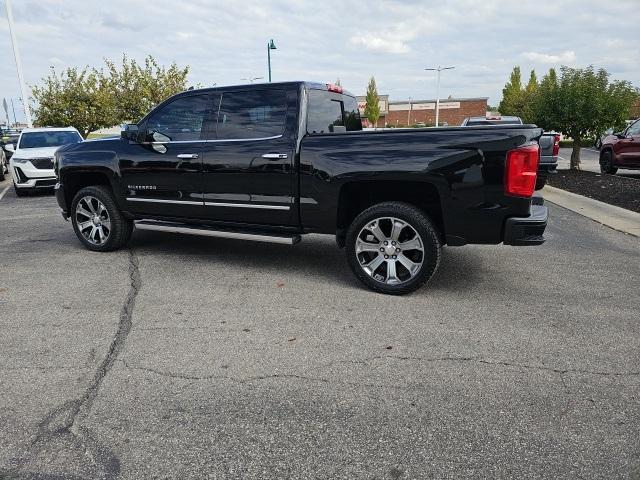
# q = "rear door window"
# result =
<box><xmin>307</xmin><ymin>89</ymin><xmax>362</xmax><ymax>134</ymax></box>
<box><xmin>217</xmin><ymin>89</ymin><xmax>287</xmax><ymax>140</ymax></box>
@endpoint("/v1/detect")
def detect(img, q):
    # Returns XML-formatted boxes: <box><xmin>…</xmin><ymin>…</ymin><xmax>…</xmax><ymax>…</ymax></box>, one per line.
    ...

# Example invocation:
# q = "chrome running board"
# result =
<box><xmin>134</xmin><ymin>220</ymin><xmax>301</xmax><ymax>245</ymax></box>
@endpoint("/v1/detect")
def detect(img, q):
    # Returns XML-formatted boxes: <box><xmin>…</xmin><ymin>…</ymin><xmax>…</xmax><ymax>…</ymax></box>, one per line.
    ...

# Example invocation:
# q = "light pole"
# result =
<box><xmin>425</xmin><ymin>65</ymin><xmax>454</xmax><ymax>127</ymax></box>
<box><xmin>5</xmin><ymin>0</ymin><xmax>33</xmax><ymax>127</ymax></box>
<box><xmin>241</xmin><ymin>76</ymin><xmax>264</xmax><ymax>84</ymax></box>
<box><xmin>267</xmin><ymin>39</ymin><xmax>276</xmax><ymax>82</ymax></box>
<box><xmin>407</xmin><ymin>96</ymin><xmax>412</xmax><ymax>126</ymax></box>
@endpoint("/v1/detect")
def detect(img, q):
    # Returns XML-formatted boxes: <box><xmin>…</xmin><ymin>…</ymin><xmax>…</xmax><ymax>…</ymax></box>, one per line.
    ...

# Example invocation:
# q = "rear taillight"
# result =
<box><xmin>505</xmin><ymin>144</ymin><xmax>540</xmax><ymax>197</ymax></box>
<box><xmin>552</xmin><ymin>134</ymin><xmax>560</xmax><ymax>156</ymax></box>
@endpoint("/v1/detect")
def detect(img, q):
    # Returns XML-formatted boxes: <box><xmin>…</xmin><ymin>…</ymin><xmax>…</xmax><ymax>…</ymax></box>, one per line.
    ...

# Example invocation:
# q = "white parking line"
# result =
<box><xmin>0</xmin><ymin>184</ymin><xmax>10</xmax><ymax>201</ymax></box>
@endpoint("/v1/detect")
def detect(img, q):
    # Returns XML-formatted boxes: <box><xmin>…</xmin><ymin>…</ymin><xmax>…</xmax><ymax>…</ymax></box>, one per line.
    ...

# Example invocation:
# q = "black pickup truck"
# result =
<box><xmin>54</xmin><ymin>81</ymin><xmax>547</xmax><ymax>294</ymax></box>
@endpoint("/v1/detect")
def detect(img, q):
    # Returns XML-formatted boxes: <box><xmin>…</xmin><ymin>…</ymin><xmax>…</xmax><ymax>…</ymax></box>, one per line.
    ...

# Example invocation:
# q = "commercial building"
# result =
<box><xmin>357</xmin><ymin>95</ymin><xmax>488</xmax><ymax>127</ymax></box>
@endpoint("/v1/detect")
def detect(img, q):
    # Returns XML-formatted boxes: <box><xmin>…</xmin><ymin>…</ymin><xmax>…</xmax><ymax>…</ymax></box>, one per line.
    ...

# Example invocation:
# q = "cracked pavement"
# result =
<box><xmin>0</xmin><ymin>180</ymin><xmax>639</xmax><ymax>479</ymax></box>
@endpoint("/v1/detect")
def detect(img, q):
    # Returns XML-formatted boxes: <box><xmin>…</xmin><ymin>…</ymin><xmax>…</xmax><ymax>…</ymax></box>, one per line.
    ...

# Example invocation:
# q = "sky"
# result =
<box><xmin>1</xmin><ymin>0</ymin><xmax>638</xmax><ymax>122</ymax></box>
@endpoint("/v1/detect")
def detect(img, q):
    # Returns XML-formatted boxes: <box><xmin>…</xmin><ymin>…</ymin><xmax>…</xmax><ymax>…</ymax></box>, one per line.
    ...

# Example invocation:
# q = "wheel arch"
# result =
<box><xmin>61</xmin><ymin>169</ymin><xmax>118</xmax><ymax>211</ymax></box>
<box><xmin>335</xmin><ymin>180</ymin><xmax>444</xmax><ymax>247</ymax></box>
<box><xmin>600</xmin><ymin>146</ymin><xmax>615</xmax><ymax>162</ymax></box>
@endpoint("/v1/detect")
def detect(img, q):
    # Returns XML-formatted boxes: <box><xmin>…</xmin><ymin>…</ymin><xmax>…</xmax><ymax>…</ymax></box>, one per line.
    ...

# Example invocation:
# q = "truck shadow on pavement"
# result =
<box><xmin>128</xmin><ymin>231</ymin><xmax>487</xmax><ymax>295</ymax></box>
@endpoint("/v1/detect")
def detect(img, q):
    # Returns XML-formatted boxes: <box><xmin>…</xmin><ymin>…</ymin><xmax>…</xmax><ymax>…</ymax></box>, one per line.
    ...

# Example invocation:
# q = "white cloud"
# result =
<box><xmin>349</xmin><ymin>35</ymin><xmax>410</xmax><ymax>54</ymax></box>
<box><xmin>1</xmin><ymin>0</ymin><xmax>638</xmax><ymax>121</ymax></box>
<box><xmin>521</xmin><ymin>50</ymin><xmax>577</xmax><ymax>64</ymax></box>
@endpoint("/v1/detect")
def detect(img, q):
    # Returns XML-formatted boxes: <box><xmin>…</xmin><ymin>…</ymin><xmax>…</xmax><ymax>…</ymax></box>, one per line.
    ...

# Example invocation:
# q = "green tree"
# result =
<box><xmin>31</xmin><ymin>55</ymin><xmax>189</xmax><ymax>138</ymax></box>
<box><xmin>521</xmin><ymin>70</ymin><xmax>538</xmax><ymax>123</ymax></box>
<box><xmin>31</xmin><ymin>66</ymin><xmax>116</xmax><ymax>138</ymax></box>
<box><xmin>498</xmin><ymin>66</ymin><xmax>524</xmax><ymax>117</ymax></box>
<box><xmin>531</xmin><ymin>68</ymin><xmax>559</xmax><ymax>130</ymax></box>
<box><xmin>364</xmin><ymin>76</ymin><xmax>381</xmax><ymax>128</ymax></box>
<box><xmin>535</xmin><ymin>66</ymin><xmax>637</xmax><ymax>169</ymax></box>
<box><xmin>105</xmin><ymin>55</ymin><xmax>189</xmax><ymax>123</ymax></box>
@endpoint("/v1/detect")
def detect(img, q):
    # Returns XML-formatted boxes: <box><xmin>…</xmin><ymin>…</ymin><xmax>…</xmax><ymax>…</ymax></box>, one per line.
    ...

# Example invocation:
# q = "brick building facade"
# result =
<box><xmin>357</xmin><ymin>95</ymin><xmax>488</xmax><ymax>127</ymax></box>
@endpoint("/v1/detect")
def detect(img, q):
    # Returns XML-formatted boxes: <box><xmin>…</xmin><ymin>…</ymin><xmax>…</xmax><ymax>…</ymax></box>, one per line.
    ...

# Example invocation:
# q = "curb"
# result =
<box><xmin>542</xmin><ymin>185</ymin><xmax>640</xmax><ymax>237</ymax></box>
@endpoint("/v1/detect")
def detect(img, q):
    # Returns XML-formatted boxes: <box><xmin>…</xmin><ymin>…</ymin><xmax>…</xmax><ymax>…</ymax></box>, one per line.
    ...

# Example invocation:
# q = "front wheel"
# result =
<box><xmin>14</xmin><ymin>183</ymin><xmax>28</xmax><ymax>197</ymax></box>
<box><xmin>71</xmin><ymin>185</ymin><xmax>133</xmax><ymax>251</ymax></box>
<box><xmin>600</xmin><ymin>150</ymin><xmax>618</xmax><ymax>175</ymax></box>
<box><xmin>345</xmin><ymin>202</ymin><xmax>442</xmax><ymax>295</ymax></box>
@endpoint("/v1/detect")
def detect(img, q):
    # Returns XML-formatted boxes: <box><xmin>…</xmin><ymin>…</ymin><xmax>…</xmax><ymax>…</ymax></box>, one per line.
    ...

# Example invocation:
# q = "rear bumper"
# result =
<box><xmin>538</xmin><ymin>155</ymin><xmax>558</xmax><ymax>173</ymax></box>
<box><xmin>55</xmin><ymin>182</ymin><xmax>69</xmax><ymax>219</ymax></box>
<box><xmin>503</xmin><ymin>203</ymin><xmax>548</xmax><ymax>246</ymax></box>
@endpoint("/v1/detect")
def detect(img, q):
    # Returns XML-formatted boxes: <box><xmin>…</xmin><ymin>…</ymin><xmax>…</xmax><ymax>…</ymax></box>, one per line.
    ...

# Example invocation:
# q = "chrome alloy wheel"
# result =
<box><xmin>75</xmin><ymin>196</ymin><xmax>111</xmax><ymax>246</ymax></box>
<box><xmin>355</xmin><ymin>217</ymin><xmax>424</xmax><ymax>285</ymax></box>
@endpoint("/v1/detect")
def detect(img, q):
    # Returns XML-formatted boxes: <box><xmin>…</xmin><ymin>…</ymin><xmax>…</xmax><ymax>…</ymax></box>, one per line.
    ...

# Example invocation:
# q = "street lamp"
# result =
<box><xmin>425</xmin><ymin>65</ymin><xmax>454</xmax><ymax>127</ymax></box>
<box><xmin>241</xmin><ymin>76</ymin><xmax>264</xmax><ymax>84</ymax></box>
<box><xmin>267</xmin><ymin>39</ymin><xmax>277</xmax><ymax>82</ymax></box>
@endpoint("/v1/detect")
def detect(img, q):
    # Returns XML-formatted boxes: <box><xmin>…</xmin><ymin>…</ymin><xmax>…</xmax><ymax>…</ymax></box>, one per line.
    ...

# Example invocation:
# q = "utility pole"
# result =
<box><xmin>5</xmin><ymin>0</ymin><xmax>33</xmax><ymax>127</ymax></box>
<box><xmin>425</xmin><ymin>66</ymin><xmax>454</xmax><ymax>127</ymax></box>
<box><xmin>407</xmin><ymin>97</ymin><xmax>412</xmax><ymax>126</ymax></box>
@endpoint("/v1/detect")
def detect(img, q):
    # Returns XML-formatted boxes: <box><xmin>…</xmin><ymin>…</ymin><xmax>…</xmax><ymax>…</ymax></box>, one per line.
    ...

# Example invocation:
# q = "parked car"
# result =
<box><xmin>54</xmin><ymin>81</ymin><xmax>547</xmax><ymax>295</ymax></box>
<box><xmin>536</xmin><ymin>132</ymin><xmax>560</xmax><ymax>189</ymax></box>
<box><xmin>7</xmin><ymin>127</ymin><xmax>83</xmax><ymax>196</ymax></box>
<box><xmin>0</xmin><ymin>143</ymin><xmax>7</xmax><ymax>181</ymax></box>
<box><xmin>1</xmin><ymin>132</ymin><xmax>20</xmax><ymax>161</ymax></box>
<box><xmin>599</xmin><ymin>118</ymin><xmax>640</xmax><ymax>174</ymax></box>
<box><xmin>460</xmin><ymin>115</ymin><xmax>558</xmax><ymax>189</ymax></box>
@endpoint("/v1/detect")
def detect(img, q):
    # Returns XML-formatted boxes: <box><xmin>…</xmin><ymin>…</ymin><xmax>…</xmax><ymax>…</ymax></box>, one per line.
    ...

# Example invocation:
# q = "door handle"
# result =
<box><xmin>261</xmin><ymin>153</ymin><xmax>288</xmax><ymax>160</ymax></box>
<box><xmin>177</xmin><ymin>153</ymin><xmax>199</xmax><ymax>159</ymax></box>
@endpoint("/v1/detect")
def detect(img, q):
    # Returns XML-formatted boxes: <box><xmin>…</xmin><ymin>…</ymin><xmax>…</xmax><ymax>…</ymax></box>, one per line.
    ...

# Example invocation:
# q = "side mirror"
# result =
<box><xmin>5</xmin><ymin>143</ymin><xmax>14</xmax><ymax>152</ymax></box>
<box><xmin>121</xmin><ymin>124</ymin><xmax>140</xmax><ymax>142</ymax></box>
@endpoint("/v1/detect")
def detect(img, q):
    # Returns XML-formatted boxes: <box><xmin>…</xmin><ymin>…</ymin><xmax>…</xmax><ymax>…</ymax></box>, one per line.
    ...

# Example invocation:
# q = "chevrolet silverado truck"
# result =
<box><xmin>54</xmin><ymin>81</ymin><xmax>548</xmax><ymax>295</ymax></box>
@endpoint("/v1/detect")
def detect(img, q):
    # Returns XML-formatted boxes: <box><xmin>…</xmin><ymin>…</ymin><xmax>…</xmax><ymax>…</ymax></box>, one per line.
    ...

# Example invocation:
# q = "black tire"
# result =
<box><xmin>600</xmin><ymin>150</ymin><xmax>618</xmax><ymax>175</ymax></box>
<box><xmin>345</xmin><ymin>201</ymin><xmax>441</xmax><ymax>295</ymax></box>
<box><xmin>535</xmin><ymin>173</ymin><xmax>547</xmax><ymax>190</ymax></box>
<box><xmin>0</xmin><ymin>155</ymin><xmax>5</xmax><ymax>181</ymax></box>
<box><xmin>14</xmin><ymin>183</ymin><xmax>28</xmax><ymax>196</ymax></box>
<box><xmin>71</xmin><ymin>185</ymin><xmax>133</xmax><ymax>252</ymax></box>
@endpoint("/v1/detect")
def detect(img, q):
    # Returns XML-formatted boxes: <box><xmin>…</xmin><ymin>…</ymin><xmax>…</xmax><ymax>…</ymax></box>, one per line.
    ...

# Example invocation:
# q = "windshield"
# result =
<box><xmin>19</xmin><ymin>131</ymin><xmax>83</xmax><ymax>149</ymax></box>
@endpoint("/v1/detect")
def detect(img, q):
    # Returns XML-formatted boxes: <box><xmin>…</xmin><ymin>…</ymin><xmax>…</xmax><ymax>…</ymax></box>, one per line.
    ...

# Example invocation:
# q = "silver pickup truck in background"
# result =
<box><xmin>461</xmin><ymin>115</ymin><xmax>559</xmax><ymax>189</ymax></box>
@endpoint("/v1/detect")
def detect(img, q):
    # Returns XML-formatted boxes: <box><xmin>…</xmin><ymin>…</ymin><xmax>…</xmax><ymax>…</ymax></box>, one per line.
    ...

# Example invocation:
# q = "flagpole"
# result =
<box><xmin>5</xmin><ymin>0</ymin><xmax>33</xmax><ymax>127</ymax></box>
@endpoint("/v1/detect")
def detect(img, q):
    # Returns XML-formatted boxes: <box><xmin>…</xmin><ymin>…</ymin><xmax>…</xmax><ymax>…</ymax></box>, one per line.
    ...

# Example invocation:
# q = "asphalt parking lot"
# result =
<box><xmin>0</xmin><ymin>178</ymin><xmax>639</xmax><ymax>479</ymax></box>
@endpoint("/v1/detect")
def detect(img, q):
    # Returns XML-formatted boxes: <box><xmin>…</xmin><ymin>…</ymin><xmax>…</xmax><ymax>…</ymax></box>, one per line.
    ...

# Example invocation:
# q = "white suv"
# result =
<box><xmin>8</xmin><ymin>127</ymin><xmax>83</xmax><ymax>196</ymax></box>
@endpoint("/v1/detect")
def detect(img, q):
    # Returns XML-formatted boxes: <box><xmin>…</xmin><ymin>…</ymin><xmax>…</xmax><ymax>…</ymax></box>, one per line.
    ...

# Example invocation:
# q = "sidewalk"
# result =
<box><xmin>543</xmin><ymin>185</ymin><xmax>640</xmax><ymax>237</ymax></box>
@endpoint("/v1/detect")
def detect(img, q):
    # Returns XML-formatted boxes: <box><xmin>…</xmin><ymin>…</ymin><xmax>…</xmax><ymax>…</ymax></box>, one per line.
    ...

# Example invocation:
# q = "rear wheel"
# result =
<box><xmin>600</xmin><ymin>150</ymin><xmax>618</xmax><ymax>174</ymax></box>
<box><xmin>345</xmin><ymin>202</ymin><xmax>441</xmax><ymax>295</ymax></box>
<box><xmin>71</xmin><ymin>185</ymin><xmax>133</xmax><ymax>251</ymax></box>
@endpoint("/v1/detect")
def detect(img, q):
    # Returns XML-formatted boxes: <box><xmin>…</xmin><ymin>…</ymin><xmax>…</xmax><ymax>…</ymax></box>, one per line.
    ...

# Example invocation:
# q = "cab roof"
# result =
<box><xmin>181</xmin><ymin>81</ymin><xmax>356</xmax><ymax>98</ymax></box>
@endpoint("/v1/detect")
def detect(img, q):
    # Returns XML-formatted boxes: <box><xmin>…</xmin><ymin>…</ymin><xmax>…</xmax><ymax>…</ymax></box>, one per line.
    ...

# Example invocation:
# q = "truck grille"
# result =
<box><xmin>30</xmin><ymin>157</ymin><xmax>54</xmax><ymax>169</ymax></box>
